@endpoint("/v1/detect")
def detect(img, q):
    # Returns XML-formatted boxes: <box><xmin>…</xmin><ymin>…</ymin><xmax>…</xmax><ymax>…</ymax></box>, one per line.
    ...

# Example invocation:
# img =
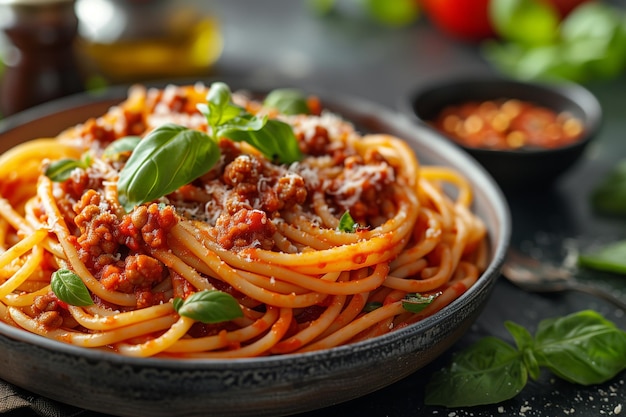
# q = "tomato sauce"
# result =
<box><xmin>431</xmin><ymin>99</ymin><xmax>584</xmax><ymax>150</ymax></box>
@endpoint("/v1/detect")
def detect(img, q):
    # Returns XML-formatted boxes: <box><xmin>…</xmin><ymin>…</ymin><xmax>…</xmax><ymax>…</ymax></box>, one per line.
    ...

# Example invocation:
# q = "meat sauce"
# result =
<box><xmin>37</xmin><ymin>84</ymin><xmax>398</xmax><ymax>324</ymax></box>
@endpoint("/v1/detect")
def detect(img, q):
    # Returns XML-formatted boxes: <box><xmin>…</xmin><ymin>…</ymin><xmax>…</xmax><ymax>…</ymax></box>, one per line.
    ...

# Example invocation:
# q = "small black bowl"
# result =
<box><xmin>400</xmin><ymin>77</ymin><xmax>603</xmax><ymax>189</ymax></box>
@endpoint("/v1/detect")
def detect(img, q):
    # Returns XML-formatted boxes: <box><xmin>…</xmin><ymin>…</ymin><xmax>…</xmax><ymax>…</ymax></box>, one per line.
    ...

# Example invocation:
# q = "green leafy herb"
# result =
<box><xmin>116</xmin><ymin>81</ymin><xmax>303</xmax><ymax>212</ymax></box>
<box><xmin>338</xmin><ymin>211</ymin><xmax>358</xmax><ymax>232</ymax></box>
<box><xmin>223</xmin><ymin>119</ymin><xmax>302</xmax><ymax>164</ymax></box>
<box><xmin>425</xmin><ymin>310</ymin><xmax>626</xmax><ymax>407</ymax></box>
<box><xmin>402</xmin><ymin>293</ymin><xmax>438</xmax><ymax>313</ymax></box>
<box><xmin>263</xmin><ymin>88</ymin><xmax>311</xmax><ymax>115</ymax></box>
<box><xmin>362</xmin><ymin>0</ymin><xmax>420</xmax><ymax>27</ymax></box>
<box><xmin>489</xmin><ymin>0</ymin><xmax>559</xmax><ymax>47</ymax></box>
<box><xmin>198</xmin><ymin>82</ymin><xmax>302</xmax><ymax>164</ymax></box>
<box><xmin>173</xmin><ymin>290</ymin><xmax>243</xmax><ymax>324</ymax></box>
<box><xmin>590</xmin><ymin>159</ymin><xmax>626</xmax><ymax>216</ymax></box>
<box><xmin>45</xmin><ymin>154</ymin><xmax>92</xmax><ymax>182</ymax></box>
<box><xmin>50</xmin><ymin>269</ymin><xmax>94</xmax><ymax>307</ymax></box>
<box><xmin>117</xmin><ymin>124</ymin><xmax>220</xmax><ymax>212</ymax></box>
<box><xmin>578</xmin><ymin>241</ymin><xmax>626</xmax><ymax>275</ymax></box>
<box><xmin>426</xmin><ymin>337</ymin><xmax>527</xmax><ymax>407</ymax></box>
<box><xmin>586</xmin><ymin>160</ymin><xmax>626</xmax><ymax>273</ymax></box>
<box><xmin>306</xmin><ymin>0</ymin><xmax>420</xmax><ymax>27</ymax></box>
<box><xmin>484</xmin><ymin>1</ymin><xmax>626</xmax><ymax>82</ymax></box>
<box><xmin>533</xmin><ymin>311</ymin><xmax>626</xmax><ymax>385</ymax></box>
<box><xmin>102</xmin><ymin>136</ymin><xmax>141</xmax><ymax>161</ymax></box>
<box><xmin>199</xmin><ymin>82</ymin><xmax>267</xmax><ymax>137</ymax></box>
<box><xmin>200</xmin><ymin>82</ymin><xmax>302</xmax><ymax>164</ymax></box>
<box><xmin>559</xmin><ymin>3</ymin><xmax>626</xmax><ymax>80</ymax></box>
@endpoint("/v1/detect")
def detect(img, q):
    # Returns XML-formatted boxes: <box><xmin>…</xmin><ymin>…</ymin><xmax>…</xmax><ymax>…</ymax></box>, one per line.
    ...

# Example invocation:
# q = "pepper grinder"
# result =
<box><xmin>0</xmin><ymin>0</ymin><xmax>84</xmax><ymax>117</ymax></box>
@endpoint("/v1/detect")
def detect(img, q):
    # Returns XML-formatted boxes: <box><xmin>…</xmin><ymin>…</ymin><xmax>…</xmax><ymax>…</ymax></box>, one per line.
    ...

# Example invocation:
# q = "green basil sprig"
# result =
<box><xmin>263</xmin><ymin>88</ymin><xmax>311</xmax><ymax>115</ymax></box>
<box><xmin>197</xmin><ymin>82</ymin><xmax>267</xmax><ymax>136</ymax></box>
<box><xmin>198</xmin><ymin>82</ymin><xmax>303</xmax><ymax>164</ymax></box>
<box><xmin>223</xmin><ymin>119</ymin><xmax>302</xmax><ymax>164</ymax></box>
<box><xmin>425</xmin><ymin>310</ymin><xmax>626</xmax><ymax>407</ymax></box>
<box><xmin>116</xmin><ymin>82</ymin><xmax>303</xmax><ymax>212</ymax></box>
<box><xmin>402</xmin><ymin>293</ymin><xmax>437</xmax><ymax>313</ymax></box>
<box><xmin>50</xmin><ymin>269</ymin><xmax>94</xmax><ymax>307</ymax></box>
<box><xmin>117</xmin><ymin>124</ymin><xmax>220</xmax><ymax>212</ymax></box>
<box><xmin>45</xmin><ymin>154</ymin><xmax>92</xmax><ymax>182</ymax></box>
<box><xmin>102</xmin><ymin>136</ymin><xmax>141</xmax><ymax>161</ymax></box>
<box><xmin>338</xmin><ymin>211</ymin><xmax>358</xmax><ymax>232</ymax></box>
<box><xmin>578</xmin><ymin>241</ymin><xmax>626</xmax><ymax>275</ymax></box>
<box><xmin>173</xmin><ymin>289</ymin><xmax>243</xmax><ymax>323</ymax></box>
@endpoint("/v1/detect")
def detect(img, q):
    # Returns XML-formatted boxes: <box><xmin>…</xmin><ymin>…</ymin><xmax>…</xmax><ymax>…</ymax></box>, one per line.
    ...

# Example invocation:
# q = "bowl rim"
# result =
<box><xmin>399</xmin><ymin>75</ymin><xmax>603</xmax><ymax>157</ymax></box>
<box><xmin>0</xmin><ymin>81</ymin><xmax>512</xmax><ymax>371</ymax></box>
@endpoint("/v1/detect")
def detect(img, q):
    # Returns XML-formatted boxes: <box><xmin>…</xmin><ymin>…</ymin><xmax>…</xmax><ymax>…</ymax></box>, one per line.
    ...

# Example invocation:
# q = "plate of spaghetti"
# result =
<box><xmin>0</xmin><ymin>80</ymin><xmax>510</xmax><ymax>416</ymax></box>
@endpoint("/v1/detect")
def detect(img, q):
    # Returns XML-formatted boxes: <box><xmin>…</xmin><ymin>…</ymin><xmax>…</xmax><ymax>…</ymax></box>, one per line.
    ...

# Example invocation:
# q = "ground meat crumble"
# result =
<box><xmin>45</xmin><ymin>83</ymin><xmax>402</xmax><ymax>313</ymax></box>
<box><xmin>70</xmin><ymin>190</ymin><xmax>176</xmax><ymax>308</ymax></box>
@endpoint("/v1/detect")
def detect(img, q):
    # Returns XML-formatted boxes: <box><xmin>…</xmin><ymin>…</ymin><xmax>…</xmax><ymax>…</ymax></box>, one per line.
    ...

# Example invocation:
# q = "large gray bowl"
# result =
<box><xmin>0</xmin><ymin>84</ymin><xmax>511</xmax><ymax>417</ymax></box>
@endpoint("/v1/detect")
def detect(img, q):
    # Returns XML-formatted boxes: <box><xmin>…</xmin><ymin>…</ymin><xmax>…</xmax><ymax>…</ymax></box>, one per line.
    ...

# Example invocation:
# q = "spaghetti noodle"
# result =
<box><xmin>0</xmin><ymin>83</ymin><xmax>488</xmax><ymax>358</ymax></box>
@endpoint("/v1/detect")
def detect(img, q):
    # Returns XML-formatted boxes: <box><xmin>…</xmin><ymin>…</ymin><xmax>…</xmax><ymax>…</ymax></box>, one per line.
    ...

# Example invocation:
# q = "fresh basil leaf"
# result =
<box><xmin>172</xmin><ymin>297</ymin><xmax>184</xmax><ymax>312</ymax></box>
<box><xmin>201</xmin><ymin>82</ymin><xmax>245</xmax><ymax>128</ymax></box>
<box><xmin>117</xmin><ymin>123</ymin><xmax>220</xmax><ymax>212</ymax></box>
<box><xmin>560</xmin><ymin>2</ymin><xmax>626</xmax><ymax>80</ymax></box>
<box><xmin>45</xmin><ymin>159</ymin><xmax>84</xmax><ymax>182</ymax></box>
<box><xmin>427</xmin><ymin>310</ymin><xmax>626</xmax><ymax>407</ymax></box>
<box><xmin>578</xmin><ymin>240</ymin><xmax>626</xmax><ymax>274</ymax></box>
<box><xmin>203</xmin><ymin>101</ymin><xmax>245</xmax><ymax>129</ymax></box>
<box><xmin>591</xmin><ymin>160</ymin><xmax>626</xmax><ymax>216</ymax></box>
<box><xmin>505</xmin><ymin>321</ymin><xmax>540</xmax><ymax>380</ymax></box>
<box><xmin>561</xmin><ymin>3</ymin><xmax>618</xmax><ymax>43</ymax></box>
<box><xmin>263</xmin><ymin>88</ymin><xmax>311</xmax><ymax>115</ymax></box>
<box><xmin>534</xmin><ymin>310</ymin><xmax>626</xmax><ymax>385</ymax></box>
<box><xmin>103</xmin><ymin>136</ymin><xmax>141</xmax><ymax>161</ymax></box>
<box><xmin>200</xmin><ymin>82</ymin><xmax>303</xmax><ymax>164</ymax></box>
<box><xmin>206</xmin><ymin>82</ymin><xmax>233</xmax><ymax>111</ymax></box>
<box><xmin>51</xmin><ymin>269</ymin><xmax>94</xmax><ymax>307</ymax></box>
<box><xmin>425</xmin><ymin>337</ymin><xmax>526</xmax><ymax>407</ymax></box>
<box><xmin>338</xmin><ymin>211</ymin><xmax>357</xmax><ymax>232</ymax></box>
<box><xmin>505</xmin><ymin>320</ymin><xmax>534</xmax><ymax>351</ymax></box>
<box><xmin>174</xmin><ymin>290</ymin><xmax>243</xmax><ymax>324</ymax></box>
<box><xmin>522</xmin><ymin>347</ymin><xmax>541</xmax><ymax>381</ymax></box>
<box><xmin>215</xmin><ymin>113</ymin><xmax>268</xmax><ymax>138</ymax></box>
<box><xmin>489</xmin><ymin>0</ymin><xmax>559</xmax><ymax>47</ymax></box>
<box><xmin>402</xmin><ymin>293</ymin><xmax>437</xmax><ymax>313</ymax></box>
<box><xmin>485</xmin><ymin>1</ymin><xmax>626</xmax><ymax>83</ymax></box>
<box><xmin>363</xmin><ymin>0</ymin><xmax>420</xmax><ymax>27</ymax></box>
<box><xmin>222</xmin><ymin>119</ymin><xmax>302</xmax><ymax>164</ymax></box>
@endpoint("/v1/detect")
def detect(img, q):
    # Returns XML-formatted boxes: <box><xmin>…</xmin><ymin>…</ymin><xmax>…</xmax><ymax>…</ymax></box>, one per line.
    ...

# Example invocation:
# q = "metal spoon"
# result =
<box><xmin>502</xmin><ymin>248</ymin><xmax>626</xmax><ymax>310</ymax></box>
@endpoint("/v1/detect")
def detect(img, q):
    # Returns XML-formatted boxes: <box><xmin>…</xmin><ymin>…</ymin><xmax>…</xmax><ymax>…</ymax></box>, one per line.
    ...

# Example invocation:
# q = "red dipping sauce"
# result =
<box><xmin>431</xmin><ymin>99</ymin><xmax>584</xmax><ymax>151</ymax></box>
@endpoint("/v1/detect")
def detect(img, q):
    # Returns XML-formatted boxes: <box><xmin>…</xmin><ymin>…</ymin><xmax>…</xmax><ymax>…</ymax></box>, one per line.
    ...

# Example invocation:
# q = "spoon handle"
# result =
<box><xmin>565</xmin><ymin>281</ymin><xmax>626</xmax><ymax>311</ymax></box>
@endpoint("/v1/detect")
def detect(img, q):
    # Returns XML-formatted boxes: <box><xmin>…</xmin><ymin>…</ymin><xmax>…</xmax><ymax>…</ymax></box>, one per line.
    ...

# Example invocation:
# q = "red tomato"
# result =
<box><xmin>420</xmin><ymin>0</ymin><xmax>590</xmax><ymax>42</ymax></box>
<box><xmin>420</xmin><ymin>0</ymin><xmax>496</xmax><ymax>42</ymax></box>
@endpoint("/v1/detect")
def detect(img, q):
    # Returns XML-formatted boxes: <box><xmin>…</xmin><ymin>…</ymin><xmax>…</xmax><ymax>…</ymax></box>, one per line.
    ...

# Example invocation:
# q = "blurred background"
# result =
<box><xmin>2</xmin><ymin>1</ymin><xmax>626</xmax><ymax>416</ymax></box>
<box><xmin>0</xmin><ymin>0</ymin><xmax>625</xmax><ymax>117</ymax></box>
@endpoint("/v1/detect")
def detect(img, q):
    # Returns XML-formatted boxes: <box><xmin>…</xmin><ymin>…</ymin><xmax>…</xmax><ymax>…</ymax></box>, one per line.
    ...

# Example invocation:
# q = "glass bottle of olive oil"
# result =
<box><xmin>75</xmin><ymin>0</ymin><xmax>222</xmax><ymax>83</ymax></box>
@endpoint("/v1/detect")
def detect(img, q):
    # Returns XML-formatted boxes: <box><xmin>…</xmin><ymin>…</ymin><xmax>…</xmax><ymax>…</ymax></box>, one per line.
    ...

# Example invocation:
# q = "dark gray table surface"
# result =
<box><xmin>6</xmin><ymin>1</ymin><xmax>626</xmax><ymax>415</ymax></box>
